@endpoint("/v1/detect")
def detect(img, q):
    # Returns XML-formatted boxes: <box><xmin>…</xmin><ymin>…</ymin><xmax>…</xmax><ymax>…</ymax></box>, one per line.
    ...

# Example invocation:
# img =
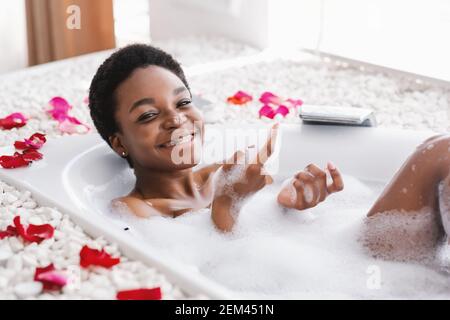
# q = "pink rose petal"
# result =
<box><xmin>47</xmin><ymin>97</ymin><xmax>90</xmax><ymax>134</ymax></box>
<box><xmin>58</xmin><ymin>118</ymin><xmax>90</xmax><ymax>134</ymax></box>
<box><xmin>286</xmin><ymin>98</ymin><xmax>303</xmax><ymax>109</ymax></box>
<box><xmin>258</xmin><ymin>105</ymin><xmax>276</xmax><ymax>119</ymax></box>
<box><xmin>259</xmin><ymin>92</ymin><xmax>282</xmax><ymax>105</ymax></box>
<box><xmin>275</xmin><ymin>105</ymin><xmax>290</xmax><ymax>117</ymax></box>
<box><xmin>48</xmin><ymin>97</ymin><xmax>72</xmax><ymax>112</ymax></box>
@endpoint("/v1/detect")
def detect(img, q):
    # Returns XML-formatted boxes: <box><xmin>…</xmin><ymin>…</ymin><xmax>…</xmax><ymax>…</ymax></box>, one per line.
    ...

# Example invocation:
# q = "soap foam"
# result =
<box><xmin>361</xmin><ymin>208</ymin><xmax>442</xmax><ymax>263</ymax></box>
<box><xmin>107</xmin><ymin>175</ymin><xmax>450</xmax><ymax>299</ymax></box>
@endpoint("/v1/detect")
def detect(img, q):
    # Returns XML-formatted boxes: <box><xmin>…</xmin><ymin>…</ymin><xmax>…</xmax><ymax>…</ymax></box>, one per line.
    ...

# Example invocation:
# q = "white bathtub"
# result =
<box><xmin>0</xmin><ymin>124</ymin><xmax>436</xmax><ymax>298</ymax></box>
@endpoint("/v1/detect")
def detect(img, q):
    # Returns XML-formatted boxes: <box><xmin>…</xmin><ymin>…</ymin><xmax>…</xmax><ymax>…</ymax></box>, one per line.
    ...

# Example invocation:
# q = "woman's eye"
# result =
<box><xmin>138</xmin><ymin>112</ymin><xmax>157</xmax><ymax>121</ymax></box>
<box><xmin>177</xmin><ymin>99</ymin><xmax>192</xmax><ymax>108</ymax></box>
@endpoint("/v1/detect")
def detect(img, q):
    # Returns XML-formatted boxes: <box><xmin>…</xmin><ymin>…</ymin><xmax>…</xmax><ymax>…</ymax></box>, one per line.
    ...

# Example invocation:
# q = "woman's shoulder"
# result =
<box><xmin>111</xmin><ymin>195</ymin><xmax>154</xmax><ymax>218</ymax></box>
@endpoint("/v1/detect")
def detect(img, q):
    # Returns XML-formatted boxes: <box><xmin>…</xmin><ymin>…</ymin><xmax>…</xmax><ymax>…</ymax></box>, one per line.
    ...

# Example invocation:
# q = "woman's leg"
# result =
<box><xmin>364</xmin><ymin>134</ymin><xmax>450</xmax><ymax>261</ymax></box>
<box><xmin>368</xmin><ymin>135</ymin><xmax>450</xmax><ymax>216</ymax></box>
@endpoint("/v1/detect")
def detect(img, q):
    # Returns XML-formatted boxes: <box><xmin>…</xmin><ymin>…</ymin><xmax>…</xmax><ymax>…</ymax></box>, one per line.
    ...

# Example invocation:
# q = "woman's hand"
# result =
<box><xmin>277</xmin><ymin>162</ymin><xmax>344</xmax><ymax>210</ymax></box>
<box><xmin>211</xmin><ymin>124</ymin><xmax>279</xmax><ymax>231</ymax></box>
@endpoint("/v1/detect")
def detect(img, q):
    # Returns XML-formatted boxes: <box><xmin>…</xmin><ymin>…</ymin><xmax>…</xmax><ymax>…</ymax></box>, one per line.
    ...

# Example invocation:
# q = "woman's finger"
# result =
<box><xmin>256</xmin><ymin>123</ymin><xmax>279</xmax><ymax>165</ymax></box>
<box><xmin>305</xmin><ymin>164</ymin><xmax>327</xmax><ymax>202</ymax></box>
<box><xmin>326</xmin><ymin>161</ymin><xmax>344</xmax><ymax>193</ymax></box>
<box><xmin>292</xmin><ymin>180</ymin><xmax>305</xmax><ymax>209</ymax></box>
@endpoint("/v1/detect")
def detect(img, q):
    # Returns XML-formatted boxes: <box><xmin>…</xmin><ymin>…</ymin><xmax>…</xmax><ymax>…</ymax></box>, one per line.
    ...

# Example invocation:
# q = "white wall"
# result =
<box><xmin>149</xmin><ymin>0</ymin><xmax>269</xmax><ymax>49</ymax></box>
<box><xmin>314</xmin><ymin>0</ymin><xmax>450</xmax><ymax>81</ymax></box>
<box><xmin>148</xmin><ymin>0</ymin><xmax>450</xmax><ymax>81</ymax></box>
<box><xmin>0</xmin><ymin>0</ymin><xmax>28</xmax><ymax>74</ymax></box>
<box><xmin>113</xmin><ymin>0</ymin><xmax>151</xmax><ymax>46</ymax></box>
<box><xmin>268</xmin><ymin>0</ymin><xmax>450</xmax><ymax>81</ymax></box>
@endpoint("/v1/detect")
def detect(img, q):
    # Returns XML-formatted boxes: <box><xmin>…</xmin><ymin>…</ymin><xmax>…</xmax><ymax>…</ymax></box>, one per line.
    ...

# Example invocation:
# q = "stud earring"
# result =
<box><xmin>121</xmin><ymin>151</ymin><xmax>127</xmax><ymax>157</ymax></box>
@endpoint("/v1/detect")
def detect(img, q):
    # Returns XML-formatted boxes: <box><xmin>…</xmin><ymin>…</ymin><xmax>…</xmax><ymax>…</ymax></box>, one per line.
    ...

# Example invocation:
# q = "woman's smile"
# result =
<box><xmin>157</xmin><ymin>129</ymin><xmax>198</xmax><ymax>149</ymax></box>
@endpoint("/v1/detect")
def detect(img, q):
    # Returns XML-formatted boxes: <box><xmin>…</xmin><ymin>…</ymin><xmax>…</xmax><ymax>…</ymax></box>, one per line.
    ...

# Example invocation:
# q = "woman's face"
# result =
<box><xmin>111</xmin><ymin>65</ymin><xmax>204</xmax><ymax>171</ymax></box>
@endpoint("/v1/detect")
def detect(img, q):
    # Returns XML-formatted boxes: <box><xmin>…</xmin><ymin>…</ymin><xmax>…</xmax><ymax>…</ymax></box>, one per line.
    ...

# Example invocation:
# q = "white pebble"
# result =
<box><xmin>51</xmin><ymin>240</ymin><xmax>65</xmax><ymax>251</ymax></box>
<box><xmin>22</xmin><ymin>254</ymin><xmax>38</xmax><ymax>267</ymax></box>
<box><xmin>0</xmin><ymin>276</ymin><xmax>9</xmax><ymax>289</ymax></box>
<box><xmin>27</xmin><ymin>216</ymin><xmax>43</xmax><ymax>225</ymax></box>
<box><xmin>9</xmin><ymin>237</ymin><xmax>24</xmax><ymax>252</ymax></box>
<box><xmin>38</xmin><ymin>237</ymin><xmax>54</xmax><ymax>249</ymax></box>
<box><xmin>22</xmin><ymin>201</ymin><xmax>37</xmax><ymax>209</ymax></box>
<box><xmin>3</xmin><ymin>184</ymin><xmax>14</xmax><ymax>192</ymax></box>
<box><xmin>0</xmin><ymin>248</ymin><xmax>13</xmax><ymax>264</ymax></box>
<box><xmin>7</xmin><ymin>255</ymin><xmax>23</xmax><ymax>270</ymax></box>
<box><xmin>11</xmin><ymin>200</ymin><xmax>23</xmax><ymax>208</ymax></box>
<box><xmin>51</xmin><ymin>210</ymin><xmax>62</xmax><ymax>220</ymax></box>
<box><xmin>5</xmin><ymin>193</ymin><xmax>19</xmax><ymax>204</ymax></box>
<box><xmin>19</xmin><ymin>191</ymin><xmax>31</xmax><ymax>202</ymax></box>
<box><xmin>14</xmin><ymin>281</ymin><xmax>43</xmax><ymax>299</ymax></box>
<box><xmin>53</xmin><ymin>230</ymin><xmax>64</xmax><ymax>240</ymax></box>
<box><xmin>89</xmin><ymin>274</ymin><xmax>109</xmax><ymax>286</ymax></box>
<box><xmin>104</xmin><ymin>245</ymin><xmax>119</xmax><ymax>256</ymax></box>
<box><xmin>90</xmin><ymin>288</ymin><xmax>114</xmax><ymax>300</ymax></box>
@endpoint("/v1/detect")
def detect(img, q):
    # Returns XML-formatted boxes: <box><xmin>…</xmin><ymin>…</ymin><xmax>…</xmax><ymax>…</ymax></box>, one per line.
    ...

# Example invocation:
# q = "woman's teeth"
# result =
<box><xmin>163</xmin><ymin>133</ymin><xmax>194</xmax><ymax>147</ymax></box>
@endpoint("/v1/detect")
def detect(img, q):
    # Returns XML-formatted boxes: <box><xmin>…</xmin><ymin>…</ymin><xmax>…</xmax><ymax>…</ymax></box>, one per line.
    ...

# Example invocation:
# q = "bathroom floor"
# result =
<box><xmin>0</xmin><ymin>36</ymin><xmax>449</xmax><ymax>299</ymax></box>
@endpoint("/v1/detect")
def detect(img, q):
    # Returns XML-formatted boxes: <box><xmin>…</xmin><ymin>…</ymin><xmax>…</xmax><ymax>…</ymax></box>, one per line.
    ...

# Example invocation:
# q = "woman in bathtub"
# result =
<box><xmin>89</xmin><ymin>44</ymin><xmax>448</xmax><ymax>261</ymax></box>
<box><xmin>88</xmin><ymin>44</ymin><xmax>344</xmax><ymax>232</ymax></box>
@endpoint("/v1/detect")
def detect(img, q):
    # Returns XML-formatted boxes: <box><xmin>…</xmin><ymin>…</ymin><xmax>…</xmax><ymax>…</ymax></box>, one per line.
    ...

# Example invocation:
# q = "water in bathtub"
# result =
<box><xmin>104</xmin><ymin>174</ymin><xmax>450</xmax><ymax>299</ymax></box>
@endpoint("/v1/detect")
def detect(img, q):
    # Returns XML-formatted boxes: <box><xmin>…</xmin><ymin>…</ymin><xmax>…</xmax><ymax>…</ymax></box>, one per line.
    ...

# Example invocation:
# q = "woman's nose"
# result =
<box><xmin>162</xmin><ymin>112</ymin><xmax>187</xmax><ymax>130</ymax></box>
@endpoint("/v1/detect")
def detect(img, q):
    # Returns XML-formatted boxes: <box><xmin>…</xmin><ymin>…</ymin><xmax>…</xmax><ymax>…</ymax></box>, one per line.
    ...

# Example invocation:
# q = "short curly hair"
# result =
<box><xmin>88</xmin><ymin>44</ymin><xmax>190</xmax><ymax>168</ymax></box>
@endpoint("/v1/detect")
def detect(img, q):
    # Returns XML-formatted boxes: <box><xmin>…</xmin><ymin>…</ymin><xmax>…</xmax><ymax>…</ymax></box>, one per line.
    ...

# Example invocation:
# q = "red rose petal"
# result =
<box><xmin>13</xmin><ymin>216</ymin><xmax>54</xmax><ymax>243</ymax></box>
<box><xmin>227</xmin><ymin>91</ymin><xmax>253</xmax><ymax>105</ymax></box>
<box><xmin>14</xmin><ymin>132</ymin><xmax>46</xmax><ymax>151</ymax></box>
<box><xmin>0</xmin><ymin>225</ymin><xmax>18</xmax><ymax>239</ymax></box>
<box><xmin>0</xmin><ymin>232</ymin><xmax>10</xmax><ymax>240</ymax></box>
<box><xmin>21</xmin><ymin>149</ymin><xmax>43</xmax><ymax>161</ymax></box>
<box><xmin>14</xmin><ymin>141</ymin><xmax>28</xmax><ymax>150</ymax></box>
<box><xmin>27</xmin><ymin>223</ymin><xmax>54</xmax><ymax>241</ymax></box>
<box><xmin>0</xmin><ymin>113</ymin><xmax>27</xmax><ymax>130</ymax></box>
<box><xmin>6</xmin><ymin>132</ymin><xmax>47</xmax><ymax>168</ymax></box>
<box><xmin>0</xmin><ymin>154</ymin><xmax>30</xmax><ymax>169</ymax></box>
<box><xmin>79</xmin><ymin>245</ymin><xmax>120</xmax><ymax>268</ymax></box>
<box><xmin>116</xmin><ymin>287</ymin><xmax>162</xmax><ymax>300</ymax></box>
<box><xmin>24</xmin><ymin>132</ymin><xmax>46</xmax><ymax>149</ymax></box>
<box><xmin>34</xmin><ymin>264</ymin><xmax>67</xmax><ymax>291</ymax></box>
<box><xmin>34</xmin><ymin>264</ymin><xmax>55</xmax><ymax>279</ymax></box>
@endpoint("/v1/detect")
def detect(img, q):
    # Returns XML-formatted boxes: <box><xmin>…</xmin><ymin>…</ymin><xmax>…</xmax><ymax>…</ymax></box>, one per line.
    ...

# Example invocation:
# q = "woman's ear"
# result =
<box><xmin>109</xmin><ymin>134</ymin><xmax>127</xmax><ymax>157</ymax></box>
